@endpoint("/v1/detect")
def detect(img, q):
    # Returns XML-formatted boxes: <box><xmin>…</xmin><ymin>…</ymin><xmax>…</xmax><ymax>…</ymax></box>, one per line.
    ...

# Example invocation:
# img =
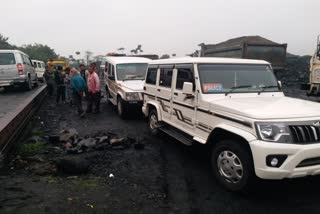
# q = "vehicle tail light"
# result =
<box><xmin>17</xmin><ymin>63</ymin><xmax>23</xmax><ymax>75</ymax></box>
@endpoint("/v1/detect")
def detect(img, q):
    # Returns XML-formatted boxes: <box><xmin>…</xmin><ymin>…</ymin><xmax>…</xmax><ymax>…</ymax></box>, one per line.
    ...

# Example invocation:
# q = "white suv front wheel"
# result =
<box><xmin>211</xmin><ymin>140</ymin><xmax>255</xmax><ymax>192</ymax></box>
<box><xmin>148</xmin><ymin>109</ymin><xmax>160</xmax><ymax>135</ymax></box>
<box><xmin>117</xmin><ymin>97</ymin><xmax>127</xmax><ymax>118</ymax></box>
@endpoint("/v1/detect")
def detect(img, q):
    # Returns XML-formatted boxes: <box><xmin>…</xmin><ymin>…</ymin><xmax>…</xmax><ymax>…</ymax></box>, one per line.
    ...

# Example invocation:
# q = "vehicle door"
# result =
<box><xmin>144</xmin><ymin>65</ymin><xmax>158</xmax><ymax>105</ymax></box>
<box><xmin>156</xmin><ymin>65</ymin><xmax>174</xmax><ymax>121</ymax></box>
<box><xmin>172</xmin><ymin>64</ymin><xmax>196</xmax><ymax>132</ymax></box>
<box><xmin>33</xmin><ymin>61</ymin><xmax>38</xmax><ymax>71</ymax></box>
<box><xmin>107</xmin><ymin>63</ymin><xmax>117</xmax><ymax>98</ymax></box>
<box><xmin>0</xmin><ymin>52</ymin><xmax>18</xmax><ymax>80</ymax></box>
<box><xmin>27</xmin><ymin>56</ymin><xmax>36</xmax><ymax>80</ymax></box>
<box><xmin>21</xmin><ymin>54</ymin><xmax>32</xmax><ymax>78</ymax></box>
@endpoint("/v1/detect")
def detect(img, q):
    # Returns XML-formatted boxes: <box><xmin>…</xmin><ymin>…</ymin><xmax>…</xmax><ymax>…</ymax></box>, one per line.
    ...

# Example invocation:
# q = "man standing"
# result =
<box><xmin>79</xmin><ymin>64</ymin><xmax>88</xmax><ymax>83</ymax></box>
<box><xmin>71</xmin><ymin>68</ymin><xmax>86</xmax><ymax>118</ymax></box>
<box><xmin>54</xmin><ymin>65</ymin><xmax>66</xmax><ymax>104</ymax></box>
<box><xmin>86</xmin><ymin>63</ymin><xmax>101</xmax><ymax>114</ymax></box>
<box><xmin>43</xmin><ymin>65</ymin><xmax>54</xmax><ymax>96</ymax></box>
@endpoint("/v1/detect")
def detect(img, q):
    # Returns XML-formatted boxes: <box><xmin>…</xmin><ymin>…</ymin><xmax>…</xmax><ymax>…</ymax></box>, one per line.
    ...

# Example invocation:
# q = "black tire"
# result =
<box><xmin>117</xmin><ymin>97</ymin><xmax>127</xmax><ymax>119</ymax></box>
<box><xmin>24</xmin><ymin>77</ymin><xmax>33</xmax><ymax>91</ymax></box>
<box><xmin>211</xmin><ymin>140</ymin><xmax>255</xmax><ymax>192</ymax></box>
<box><xmin>34</xmin><ymin>76</ymin><xmax>39</xmax><ymax>87</ymax></box>
<box><xmin>148</xmin><ymin>109</ymin><xmax>160</xmax><ymax>136</ymax></box>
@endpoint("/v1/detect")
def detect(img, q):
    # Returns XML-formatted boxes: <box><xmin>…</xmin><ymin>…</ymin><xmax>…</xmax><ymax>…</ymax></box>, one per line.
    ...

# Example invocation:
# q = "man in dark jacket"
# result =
<box><xmin>54</xmin><ymin>65</ymin><xmax>66</xmax><ymax>104</ymax></box>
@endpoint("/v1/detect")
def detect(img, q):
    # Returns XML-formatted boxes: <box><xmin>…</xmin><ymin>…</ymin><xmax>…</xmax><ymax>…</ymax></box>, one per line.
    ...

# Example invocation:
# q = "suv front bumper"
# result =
<box><xmin>250</xmin><ymin>140</ymin><xmax>320</xmax><ymax>179</ymax></box>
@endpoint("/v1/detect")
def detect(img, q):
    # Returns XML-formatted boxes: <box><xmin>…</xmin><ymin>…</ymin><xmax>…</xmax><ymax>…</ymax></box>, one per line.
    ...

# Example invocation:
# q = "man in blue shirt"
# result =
<box><xmin>71</xmin><ymin>68</ymin><xmax>87</xmax><ymax>118</ymax></box>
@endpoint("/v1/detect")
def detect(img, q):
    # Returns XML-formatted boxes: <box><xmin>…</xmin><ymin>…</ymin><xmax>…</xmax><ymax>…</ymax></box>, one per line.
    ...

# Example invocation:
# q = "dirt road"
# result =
<box><xmin>1</xmin><ymin>89</ymin><xmax>320</xmax><ymax>214</ymax></box>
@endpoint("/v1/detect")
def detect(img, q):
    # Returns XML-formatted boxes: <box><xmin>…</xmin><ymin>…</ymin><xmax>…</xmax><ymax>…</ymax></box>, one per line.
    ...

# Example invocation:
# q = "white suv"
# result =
<box><xmin>0</xmin><ymin>50</ymin><xmax>37</xmax><ymax>90</ymax></box>
<box><xmin>104</xmin><ymin>57</ymin><xmax>151</xmax><ymax>118</ymax></box>
<box><xmin>32</xmin><ymin>60</ymin><xmax>46</xmax><ymax>81</ymax></box>
<box><xmin>142</xmin><ymin>57</ymin><xmax>320</xmax><ymax>192</ymax></box>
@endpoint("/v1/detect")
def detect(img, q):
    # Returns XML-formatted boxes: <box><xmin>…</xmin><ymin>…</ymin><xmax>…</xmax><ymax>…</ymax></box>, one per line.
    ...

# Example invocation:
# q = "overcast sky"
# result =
<box><xmin>1</xmin><ymin>0</ymin><xmax>319</xmax><ymax>58</ymax></box>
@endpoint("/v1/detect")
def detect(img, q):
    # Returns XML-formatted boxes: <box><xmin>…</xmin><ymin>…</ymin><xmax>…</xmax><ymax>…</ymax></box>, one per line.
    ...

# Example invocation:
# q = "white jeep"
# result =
<box><xmin>142</xmin><ymin>57</ymin><xmax>320</xmax><ymax>192</ymax></box>
<box><xmin>104</xmin><ymin>57</ymin><xmax>151</xmax><ymax>118</ymax></box>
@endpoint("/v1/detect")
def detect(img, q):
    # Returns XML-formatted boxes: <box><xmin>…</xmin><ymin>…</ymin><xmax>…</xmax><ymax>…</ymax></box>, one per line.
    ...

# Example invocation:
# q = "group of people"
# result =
<box><xmin>43</xmin><ymin>63</ymin><xmax>101</xmax><ymax>118</ymax></box>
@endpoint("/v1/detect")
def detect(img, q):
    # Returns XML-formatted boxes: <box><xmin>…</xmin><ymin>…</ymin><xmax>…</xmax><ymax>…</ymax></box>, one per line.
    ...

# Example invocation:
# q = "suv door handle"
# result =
<box><xmin>157</xmin><ymin>89</ymin><xmax>161</xmax><ymax>92</ymax></box>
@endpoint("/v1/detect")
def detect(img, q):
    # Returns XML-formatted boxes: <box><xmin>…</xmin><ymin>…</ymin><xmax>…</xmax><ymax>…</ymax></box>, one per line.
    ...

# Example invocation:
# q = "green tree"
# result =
<box><xmin>0</xmin><ymin>34</ymin><xmax>15</xmax><ymax>49</ymax></box>
<box><xmin>19</xmin><ymin>43</ymin><xmax>58</xmax><ymax>62</ymax></box>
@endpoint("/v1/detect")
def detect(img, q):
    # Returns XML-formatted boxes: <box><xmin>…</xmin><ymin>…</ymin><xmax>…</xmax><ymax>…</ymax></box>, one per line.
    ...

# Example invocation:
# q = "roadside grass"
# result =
<box><xmin>17</xmin><ymin>141</ymin><xmax>46</xmax><ymax>157</ymax></box>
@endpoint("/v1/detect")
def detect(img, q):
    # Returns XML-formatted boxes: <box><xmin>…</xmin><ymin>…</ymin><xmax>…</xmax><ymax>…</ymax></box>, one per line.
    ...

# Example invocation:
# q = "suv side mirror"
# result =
<box><xmin>277</xmin><ymin>81</ymin><xmax>282</xmax><ymax>90</ymax></box>
<box><xmin>182</xmin><ymin>82</ymin><xmax>193</xmax><ymax>95</ymax></box>
<box><xmin>109</xmin><ymin>76</ymin><xmax>115</xmax><ymax>81</ymax></box>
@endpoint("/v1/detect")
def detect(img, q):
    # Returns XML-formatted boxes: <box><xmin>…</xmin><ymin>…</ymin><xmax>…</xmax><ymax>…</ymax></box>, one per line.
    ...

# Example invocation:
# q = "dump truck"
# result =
<box><xmin>306</xmin><ymin>36</ymin><xmax>320</xmax><ymax>96</ymax></box>
<box><xmin>200</xmin><ymin>36</ymin><xmax>287</xmax><ymax>70</ymax></box>
<box><xmin>47</xmin><ymin>59</ymin><xmax>70</xmax><ymax>71</ymax></box>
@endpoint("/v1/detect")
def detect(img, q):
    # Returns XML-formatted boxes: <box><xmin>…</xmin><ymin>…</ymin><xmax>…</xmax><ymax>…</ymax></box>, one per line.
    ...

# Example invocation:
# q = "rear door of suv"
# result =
<box><xmin>0</xmin><ymin>52</ymin><xmax>18</xmax><ymax>81</ymax></box>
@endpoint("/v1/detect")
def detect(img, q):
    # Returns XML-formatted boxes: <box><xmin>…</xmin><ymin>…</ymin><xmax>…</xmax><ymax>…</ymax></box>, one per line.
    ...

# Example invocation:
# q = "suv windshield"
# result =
<box><xmin>0</xmin><ymin>53</ymin><xmax>15</xmax><ymax>65</ymax></box>
<box><xmin>198</xmin><ymin>64</ymin><xmax>280</xmax><ymax>94</ymax></box>
<box><xmin>116</xmin><ymin>63</ymin><xmax>148</xmax><ymax>81</ymax></box>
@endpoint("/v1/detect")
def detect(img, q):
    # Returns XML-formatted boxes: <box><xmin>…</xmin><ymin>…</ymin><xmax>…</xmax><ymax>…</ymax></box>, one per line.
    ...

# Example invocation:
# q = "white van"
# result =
<box><xmin>143</xmin><ymin>57</ymin><xmax>320</xmax><ymax>192</ymax></box>
<box><xmin>104</xmin><ymin>57</ymin><xmax>151</xmax><ymax>118</ymax></box>
<box><xmin>32</xmin><ymin>60</ymin><xmax>46</xmax><ymax>81</ymax></box>
<box><xmin>0</xmin><ymin>50</ymin><xmax>37</xmax><ymax>90</ymax></box>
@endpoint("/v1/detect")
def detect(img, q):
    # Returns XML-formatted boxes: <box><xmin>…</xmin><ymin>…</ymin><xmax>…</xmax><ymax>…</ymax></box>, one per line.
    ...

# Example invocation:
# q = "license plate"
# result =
<box><xmin>129</xmin><ymin>101</ymin><xmax>138</xmax><ymax>104</ymax></box>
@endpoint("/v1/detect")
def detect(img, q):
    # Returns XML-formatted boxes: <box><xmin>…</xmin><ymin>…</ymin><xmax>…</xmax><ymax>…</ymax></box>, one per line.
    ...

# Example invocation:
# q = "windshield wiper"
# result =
<box><xmin>258</xmin><ymin>85</ymin><xmax>279</xmax><ymax>95</ymax></box>
<box><xmin>225</xmin><ymin>85</ymin><xmax>253</xmax><ymax>96</ymax></box>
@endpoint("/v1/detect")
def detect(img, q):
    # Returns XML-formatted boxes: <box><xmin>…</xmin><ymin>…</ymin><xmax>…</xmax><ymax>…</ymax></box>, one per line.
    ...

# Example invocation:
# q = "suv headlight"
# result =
<box><xmin>256</xmin><ymin>123</ymin><xmax>292</xmax><ymax>143</ymax></box>
<box><xmin>126</xmin><ymin>92</ymin><xmax>140</xmax><ymax>101</ymax></box>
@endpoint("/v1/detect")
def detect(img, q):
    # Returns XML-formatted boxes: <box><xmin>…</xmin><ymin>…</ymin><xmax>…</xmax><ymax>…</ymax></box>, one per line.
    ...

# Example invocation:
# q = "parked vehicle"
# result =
<box><xmin>104</xmin><ymin>57</ymin><xmax>151</xmax><ymax>118</ymax></box>
<box><xmin>32</xmin><ymin>60</ymin><xmax>46</xmax><ymax>81</ymax></box>
<box><xmin>200</xmin><ymin>36</ymin><xmax>287</xmax><ymax>71</ymax></box>
<box><xmin>142</xmin><ymin>57</ymin><xmax>320</xmax><ymax>192</ymax></box>
<box><xmin>306</xmin><ymin>35</ymin><xmax>320</xmax><ymax>96</ymax></box>
<box><xmin>0</xmin><ymin>50</ymin><xmax>38</xmax><ymax>90</ymax></box>
<box><xmin>47</xmin><ymin>59</ymin><xmax>70</xmax><ymax>72</ymax></box>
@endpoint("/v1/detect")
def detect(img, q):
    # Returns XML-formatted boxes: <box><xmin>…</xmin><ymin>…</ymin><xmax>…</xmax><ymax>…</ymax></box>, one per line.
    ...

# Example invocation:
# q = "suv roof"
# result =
<box><xmin>106</xmin><ymin>57</ymin><xmax>151</xmax><ymax>65</ymax></box>
<box><xmin>0</xmin><ymin>49</ymin><xmax>28</xmax><ymax>55</ymax></box>
<box><xmin>149</xmin><ymin>57</ymin><xmax>269</xmax><ymax>65</ymax></box>
<box><xmin>31</xmin><ymin>60</ymin><xmax>44</xmax><ymax>63</ymax></box>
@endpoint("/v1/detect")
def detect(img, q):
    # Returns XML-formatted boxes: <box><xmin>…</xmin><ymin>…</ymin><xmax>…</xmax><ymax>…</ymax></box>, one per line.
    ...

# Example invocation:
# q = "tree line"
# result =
<box><xmin>0</xmin><ymin>33</ymin><xmax>58</xmax><ymax>62</ymax></box>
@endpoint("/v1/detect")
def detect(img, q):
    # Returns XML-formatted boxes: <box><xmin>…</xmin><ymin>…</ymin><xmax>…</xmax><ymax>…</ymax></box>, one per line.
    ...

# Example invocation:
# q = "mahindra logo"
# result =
<box><xmin>313</xmin><ymin>121</ymin><xmax>320</xmax><ymax>127</ymax></box>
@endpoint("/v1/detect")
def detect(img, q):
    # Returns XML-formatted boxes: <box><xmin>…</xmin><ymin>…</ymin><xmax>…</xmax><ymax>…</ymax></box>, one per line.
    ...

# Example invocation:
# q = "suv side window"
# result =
<box><xmin>21</xmin><ymin>54</ymin><xmax>27</xmax><ymax>64</ymax></box>
<box><xmin>33</xmin><ymin>61</ymin><xmax>37</xmax><ymax>67</ymax></box>
<box><xmin>38</xmin><ymin>62</ymin><xmax>41</xmax><ymax>68</ymax></box>
<box><xmin>105</xmin><ymin>62</ymin><xmax>109</xmax><ymax>73</ymax></box>
<box><xmin>176</xmin><ymin>67</ymin><xmax>194</xmax><ymax>90</ymax></box>
<box><xmin>146</xmin><ymin>67</ymin><xmax>157</xmax><ymax>85</ymax></box>
<box><xmin>111</xmin><ymin>65</ymin><xmax>115</xmax><ymax>76</ymax></box>
<box><xmin>159</xmin><ymin>67</ymin><xmax>173</xmax><ymax>88</ymax></box>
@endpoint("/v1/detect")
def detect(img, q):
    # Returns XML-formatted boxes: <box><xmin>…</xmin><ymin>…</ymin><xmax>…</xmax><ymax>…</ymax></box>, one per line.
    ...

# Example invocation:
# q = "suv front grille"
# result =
<box><xmin>289</xmin><ymin>125</ymin><xmax>320</xmax><ymax>144</ymax></box>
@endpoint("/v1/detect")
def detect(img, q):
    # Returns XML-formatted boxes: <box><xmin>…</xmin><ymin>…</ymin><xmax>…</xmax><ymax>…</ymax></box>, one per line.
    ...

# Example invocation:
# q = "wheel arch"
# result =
<box><xmin>206</xmin><ymin>124</ymin><xmax>257</xmax><ymax>161</ymax></box>
<box><xmin>146</xmin><ymin>101</ymin><xmax>162</xmax><ymax>120</ymax></box>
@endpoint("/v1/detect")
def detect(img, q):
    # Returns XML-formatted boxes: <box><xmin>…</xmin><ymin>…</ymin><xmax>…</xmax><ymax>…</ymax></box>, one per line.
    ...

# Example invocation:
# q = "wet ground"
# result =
<box><xmin>1</xmin><ymin>88</ymin><xmax>320</xmax><ymax>214</ymax></box>
<box><xmin>0</xmin><ymin>85</ymin><xmax>42</xmax><ymax>119</ymax></box>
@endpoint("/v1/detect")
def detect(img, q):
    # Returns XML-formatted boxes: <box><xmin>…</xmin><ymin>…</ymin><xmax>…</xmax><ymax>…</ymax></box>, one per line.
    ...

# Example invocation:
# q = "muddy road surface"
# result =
<box><xmin>1</xmin><ymin>89</ymin><xmax>320</xmax><ymax>214</ymax></box>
